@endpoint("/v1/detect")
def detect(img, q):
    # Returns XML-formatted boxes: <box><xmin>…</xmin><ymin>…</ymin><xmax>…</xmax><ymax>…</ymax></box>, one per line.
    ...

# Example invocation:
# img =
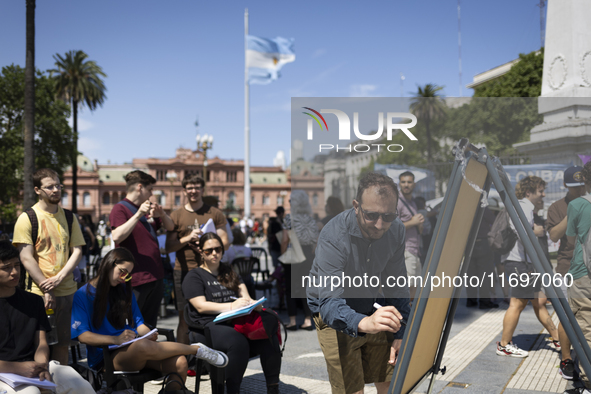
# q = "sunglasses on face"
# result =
<box><xmin>202</xmin><ymin>246</ymin><xmax>223</xmax><ymax>256</ymax></box>
<box><xmin>115</xmin><ymin>265</ymin><xmax>132</xmax><ymax>282</ymax></box>
<box><xmin>359</xmin><ymin>206</ymin><xmax>398</xmax><ymax>223</ymax></box>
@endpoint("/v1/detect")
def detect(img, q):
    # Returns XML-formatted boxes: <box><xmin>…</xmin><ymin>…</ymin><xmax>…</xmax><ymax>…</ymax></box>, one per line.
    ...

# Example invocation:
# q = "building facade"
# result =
<box><xmin>61</xmin><ymin>148</ymin><xmax>304</xmax><ymax>223</ymax></box>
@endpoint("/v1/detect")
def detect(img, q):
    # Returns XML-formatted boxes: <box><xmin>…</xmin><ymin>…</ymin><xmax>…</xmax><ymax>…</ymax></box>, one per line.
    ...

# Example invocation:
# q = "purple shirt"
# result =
<box><xmin>397</xmin><ymin>194</ymin><xmax>420</xmax><ymax>256</ymax></box>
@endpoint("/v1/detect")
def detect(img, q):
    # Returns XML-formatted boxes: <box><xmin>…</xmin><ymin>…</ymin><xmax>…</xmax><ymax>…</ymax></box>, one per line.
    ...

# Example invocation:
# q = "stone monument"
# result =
<box><xmin>515</xmin><ymin>0</ymin><xmax>591</xmax><ymax>164</ymax></box>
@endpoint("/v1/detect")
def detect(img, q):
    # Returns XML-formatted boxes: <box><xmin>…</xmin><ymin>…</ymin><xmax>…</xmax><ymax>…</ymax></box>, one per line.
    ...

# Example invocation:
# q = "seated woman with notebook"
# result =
<box><xmin>71</xmin><ymin>247</ymin><xmax>228</xmax><ymax>386</ymax></box>
<box><xmin>182</xmin><ymin>233</ymin><xmax>281</xmax><ymax>394</ymax></box>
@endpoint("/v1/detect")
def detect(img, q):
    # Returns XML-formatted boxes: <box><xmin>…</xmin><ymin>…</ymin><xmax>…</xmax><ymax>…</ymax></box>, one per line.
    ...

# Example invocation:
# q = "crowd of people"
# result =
<box><xmin>3</xmin><ymin>163</ymin><xmax>591</xmax><ymax>394</ymax></box>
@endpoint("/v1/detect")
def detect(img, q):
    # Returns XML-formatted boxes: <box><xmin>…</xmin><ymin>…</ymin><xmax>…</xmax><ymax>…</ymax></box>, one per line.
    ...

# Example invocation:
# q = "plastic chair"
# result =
<box><xmin>231</xmin><ymin>257</ymin><xmax>260</xmax><ymax>299</ymax></box>
<box><xmin>100</xmin><ymin>327</ymin><xmax>175</xmax><ymax>393</ymax></box>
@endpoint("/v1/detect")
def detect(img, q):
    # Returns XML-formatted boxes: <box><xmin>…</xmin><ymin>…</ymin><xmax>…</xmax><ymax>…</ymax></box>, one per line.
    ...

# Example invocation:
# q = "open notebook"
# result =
<box><xmin>213</xmin><ymin>297</ymin><xmax>266</xmax><ymax>323</ymax></box>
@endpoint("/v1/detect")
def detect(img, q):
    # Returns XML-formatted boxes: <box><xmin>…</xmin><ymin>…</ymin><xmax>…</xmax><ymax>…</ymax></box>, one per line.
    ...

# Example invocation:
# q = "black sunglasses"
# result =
<box><xmin>202</xmin><ymin>246</ymin><xmax>223</xmax><ymax>256</ymax></box>
<box><xmin>359</xmin><ymin>206</ymin><xmax>398</xmax><ymax>223</ymax></box>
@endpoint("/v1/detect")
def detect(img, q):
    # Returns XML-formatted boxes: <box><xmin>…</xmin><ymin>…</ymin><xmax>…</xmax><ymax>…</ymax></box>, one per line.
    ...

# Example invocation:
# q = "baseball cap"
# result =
<box><xmin>564</xmin><ymin>166</ymin><xmax>585</xmax><ymax>187</ymax></box>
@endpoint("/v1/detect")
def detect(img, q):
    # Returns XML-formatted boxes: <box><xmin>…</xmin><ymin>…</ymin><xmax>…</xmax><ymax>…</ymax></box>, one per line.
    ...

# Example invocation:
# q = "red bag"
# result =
<box><xmin>233</xmin><ymin>311</ymin><xmax>268</xmax><ymax>340</ymax></box>
<box><xmin>232</xmin><ymin>309</ymin><xmax>283</xmax><ymax>346</ymax></box>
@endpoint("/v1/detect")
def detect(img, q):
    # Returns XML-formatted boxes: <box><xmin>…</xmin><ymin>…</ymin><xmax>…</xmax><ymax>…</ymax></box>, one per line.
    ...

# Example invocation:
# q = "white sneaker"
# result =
<box><xmin>496</xmin><ymin>341</ymin><xmax>529</xmax><ymax>357</ymax></box>
<box><xmin>192</xmin><ymin>343</ymin><xmax>229</xmax><ymax>367</ymax></box>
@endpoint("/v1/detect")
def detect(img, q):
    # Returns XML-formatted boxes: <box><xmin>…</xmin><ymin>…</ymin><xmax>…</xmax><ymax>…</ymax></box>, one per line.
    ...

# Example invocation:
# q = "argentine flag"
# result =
<box><xmin>246</xmin><ymin>35</ymin><xmax>295</xmax><ymax>85</ymax></box>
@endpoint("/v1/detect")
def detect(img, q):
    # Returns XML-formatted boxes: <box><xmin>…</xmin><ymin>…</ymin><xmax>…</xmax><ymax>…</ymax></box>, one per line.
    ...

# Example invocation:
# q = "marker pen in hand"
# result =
<box><xmin>373</xmin><ymin>303</ymin><xmax>407</xmax><ymax>326</ymax></box>
<box><xmin>126</xmin><ymin>319</ymin><xmax>138</xmax><ymax>338</ymax></box>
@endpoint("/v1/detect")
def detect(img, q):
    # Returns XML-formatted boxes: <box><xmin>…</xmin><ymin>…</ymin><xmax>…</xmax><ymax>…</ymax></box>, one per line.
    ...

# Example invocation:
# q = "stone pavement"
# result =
<box><xmin>133</xmin><ymin>300</ymin><xmax>583</xmax><ymax>394</ymax></box>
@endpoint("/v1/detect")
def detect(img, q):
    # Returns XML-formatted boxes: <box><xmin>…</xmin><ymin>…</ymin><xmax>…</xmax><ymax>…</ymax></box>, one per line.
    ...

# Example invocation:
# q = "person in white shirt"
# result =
<box><xmin>496</xmin><ymin>176</ymin><xmax>559</xmax><ymax>358</ymax></box>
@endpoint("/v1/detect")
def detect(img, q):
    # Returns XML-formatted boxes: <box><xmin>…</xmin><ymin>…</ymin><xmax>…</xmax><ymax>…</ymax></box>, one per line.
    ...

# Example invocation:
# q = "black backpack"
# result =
<box><xmin>487</xmin><ymin>208</ymin><xmax>518</xmax><ymax>255</ymax></box>
<box><xmin>18</xmin><ymin>208</ymin><xmax>74</xmax><ymax>290</ymax></box>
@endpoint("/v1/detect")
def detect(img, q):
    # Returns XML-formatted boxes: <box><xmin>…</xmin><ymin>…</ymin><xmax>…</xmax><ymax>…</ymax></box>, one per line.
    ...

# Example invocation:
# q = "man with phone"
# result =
<box><xmin>109</xmin><ymin>170</ymin><xmax>174</xmax><ymax>327</ymax></box>
<box><xmin>166</xmin><ymin>174</ymin><xmax>229</xmax><ymax>345</ymax></box>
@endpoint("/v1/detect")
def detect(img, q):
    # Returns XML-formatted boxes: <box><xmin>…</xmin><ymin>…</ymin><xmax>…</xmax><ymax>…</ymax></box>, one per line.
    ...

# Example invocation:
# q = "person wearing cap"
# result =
<box><xmin>547</xmin><ymin>166</ymin><xmax>586</xmax><ymax>380</ymax></box>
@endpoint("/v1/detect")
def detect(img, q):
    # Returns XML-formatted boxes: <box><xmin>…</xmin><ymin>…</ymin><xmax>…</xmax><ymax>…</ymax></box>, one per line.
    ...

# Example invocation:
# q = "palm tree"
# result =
<box><xmin>23</xmin><ymin>0</ymin><xmax>36</xmax><ymax>210</ymax></box>
<box><xmin>410</xmin><ymin>84</ymin><xmax>446</xmax><ymax>164</ymax></box>
<box><xmin>50</xmin><ymin>51</ymin><xmax>106</xmax><ymax>213</ymax></box>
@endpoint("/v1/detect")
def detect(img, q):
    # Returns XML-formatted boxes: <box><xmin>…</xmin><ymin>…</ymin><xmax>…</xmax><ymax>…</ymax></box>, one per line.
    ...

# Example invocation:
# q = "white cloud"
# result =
<box><xmin>349</xmin><ymin>84</ymin><xmax>378</xmax><ymax>97</ymax></box>
<box><xmin>67</xmin><ymin>117</ymin><xmax>94</xmax><ymax>132</ymax></box>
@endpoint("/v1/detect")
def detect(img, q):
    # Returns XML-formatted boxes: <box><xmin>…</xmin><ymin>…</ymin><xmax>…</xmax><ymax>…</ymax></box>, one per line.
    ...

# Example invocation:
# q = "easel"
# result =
<box><xmin>390</xmin><ymin>139</ymin><xmax>591</xmax><ymax>393</ymax></box>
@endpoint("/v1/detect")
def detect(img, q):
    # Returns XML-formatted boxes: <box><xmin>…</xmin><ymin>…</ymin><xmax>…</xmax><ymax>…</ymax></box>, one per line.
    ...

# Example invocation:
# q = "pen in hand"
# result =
<box><xmin>125</xmin><ymin>319</ymin><xmax>138</xmax><ymax>338</ymax></box>
<box><xmin>373</xmin><ymin>303</ymin><xmax>407</xmax><ymax>326</ymax></box>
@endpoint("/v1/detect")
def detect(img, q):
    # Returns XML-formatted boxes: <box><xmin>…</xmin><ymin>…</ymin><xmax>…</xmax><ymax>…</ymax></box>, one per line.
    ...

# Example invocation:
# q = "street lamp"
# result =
<box><xmin>196</xmin><ymin>133</ymin><xmax>214</xmax><ymax>188</ymax></box>
<box><xmin>166</xmin><ymin>171</ymin><xmax>177</xmax><ymax>210</ymax></box>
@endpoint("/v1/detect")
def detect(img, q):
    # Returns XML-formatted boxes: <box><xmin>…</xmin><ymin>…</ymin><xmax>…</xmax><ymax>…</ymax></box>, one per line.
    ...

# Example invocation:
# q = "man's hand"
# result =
<box><xmin>14</xmin><ymin>361</ymin><xmax>48</xmax><ymax>378</ymax></box>
<box><xmin>533</xmin><ymin>223</ymin><xmax>545</xmax><ymax>237</ymax></box>
<box><xmin>151</xmin><ymin>203</ymin><xmax>165</xmax><ymax>218</ymax></box>
<box><xmin>39</xmin><ymin>275</ymin><xmax>63</xmax><ymax>293</ymax></box>
<box><xmin>358</xmin><ymin>306</ymin><xmax>403</xmax><ymax>334</ymax></box>
<box><xmin>44</xmin><ymin>291</ymin><xmax>55</xmax><ymax>310</ymax></box>
<box><xmin>181</xmin><ymin>228</ymin><xmax>202</xmax><ymax>244</ymax></box>
<box><xmin>409</xmin><ymin>214</ymin><xmax>425</xmax><ymax>227</ymax></box>
<box><xmin>114</xmin><ymin>330</ymin><xmax>137</xmax><ymax>345</ymax></box>
<box><xmin>137</xmin><ymin>200</ymin><xmax>152</xmax><ymax>217</ymax></box>
<box><xmin>389</xmin><ymin>339</ymin><xmax>402</xmax><ymax>365</ymax></box>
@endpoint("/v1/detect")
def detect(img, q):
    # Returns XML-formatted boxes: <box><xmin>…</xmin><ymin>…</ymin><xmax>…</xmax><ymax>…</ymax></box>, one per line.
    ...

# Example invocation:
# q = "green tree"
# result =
<box><xmin>0</xmin><ymin>65</ymin><xmax>74</xmax><ymax>222</ymax></box>
<box><xmin>410</xmin><ymin>84</ymin><xmax>447</xmax><ymax>165</ymax></box>
<box><xmin>23</xmin><ymin>0</ymin><xmax>36</xmax><ymax>210</ymax></box>
<box><xmin>442</xmin><ymin>49</ymin><xmax>544</xmax><ymax>158</ymax></box>
<box><xmin>50</xmin><ymin>50</ymin><xmax>107</xmax><ymax>213</ymax></box>
<box><xmin>474</xmin><ymin>49</ymin><xmax>544</xmax><ymax>98</ymax></box>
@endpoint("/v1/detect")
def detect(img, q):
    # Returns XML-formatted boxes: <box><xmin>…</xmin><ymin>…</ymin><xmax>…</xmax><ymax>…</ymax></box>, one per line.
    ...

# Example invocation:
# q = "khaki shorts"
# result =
<box><xmin>568</xmin><ymin>275</ymin><xmax>591</xmax><ymax>346</ymax></box>
<box><xmin>55</xmin><ymin>294</ymin><xmax>74</xmax><ymax>347</ymax></box>
<box><xmin>314</xmin><ymin>314</ymin><xmax>394</xmax><ymax>394</ymax></box>
<box><xmin>405</xmin><ymin>250</ymin><xmax>422</xmax><ymax>279</ymax></box>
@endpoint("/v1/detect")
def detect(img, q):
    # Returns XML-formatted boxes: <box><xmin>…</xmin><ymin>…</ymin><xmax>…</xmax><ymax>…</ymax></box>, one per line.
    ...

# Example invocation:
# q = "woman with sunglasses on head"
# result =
<box><xmin>71</xmin><ymin>247</ymin><xmax>228</xmax><ymax>386</ymax></box>
<box><xmin>183</xmin><ymin>232</ymin><xmax>282</xmax><ymax>394</ymax></box>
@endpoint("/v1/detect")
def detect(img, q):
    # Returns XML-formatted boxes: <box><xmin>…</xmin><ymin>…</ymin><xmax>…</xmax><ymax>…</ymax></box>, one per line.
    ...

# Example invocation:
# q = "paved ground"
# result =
<box><xmin>103</xmin><ymin>292</ymin><xmax>584</xmax><ymax>394</ymax></box>
<box><xmin>80</xmin><ymin>244</ymin><xmax>587</xmax><ymax>393</ymax></box>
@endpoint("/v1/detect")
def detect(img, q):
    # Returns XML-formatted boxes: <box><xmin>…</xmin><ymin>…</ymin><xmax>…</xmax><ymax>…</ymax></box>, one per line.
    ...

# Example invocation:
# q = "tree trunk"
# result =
<box><xmin>71</xmin><ymin>101</ymin><xmax>78</xmax><ymax>213</ymax></box>
<box><xmin>23</xmin><ymin>0</ymin><xmax>36</xmax><ymax>210</ymax></box>
<box><xmin>425</xmin><ymin>117</ymin><xmax>432</xmax><ymax>165</ymax></box>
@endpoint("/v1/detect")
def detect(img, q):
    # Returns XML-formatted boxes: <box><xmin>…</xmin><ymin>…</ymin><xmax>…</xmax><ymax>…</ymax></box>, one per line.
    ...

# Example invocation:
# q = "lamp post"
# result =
<box><xmin>196</xmin><ymin>133</ymin><xmax>214</xmax><ymax>191</ymax></box>
<box><xmin>166</xmin><ymin>171</ymin><xmax>177</xmax><ymax>211</ymax></box>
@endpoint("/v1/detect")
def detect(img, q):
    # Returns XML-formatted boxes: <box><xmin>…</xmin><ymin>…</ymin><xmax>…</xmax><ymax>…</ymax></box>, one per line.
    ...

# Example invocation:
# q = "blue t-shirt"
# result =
<box><xmin>71</xmin><ymin>283</ymin><xmax>144</xmax><ymax>368</ymax></box>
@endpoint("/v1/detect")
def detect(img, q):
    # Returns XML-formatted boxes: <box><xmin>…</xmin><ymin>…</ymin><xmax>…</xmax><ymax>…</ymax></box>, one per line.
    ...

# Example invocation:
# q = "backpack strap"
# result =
<box><xmin>400</xmin><ymin>197</ymin><xmax>416</xmax><ymax>217</ymax></box>
<box><xmin>25</xmin><ymin>209</ymin><xmax>38</xmax><ymax>245</ymax></box>
<box><xmin>22</xmin><ymin>209</ymin><xmax>39</xmax><ymax>291</ymax></box>
<box><xmin>63</xmin><ymin>208</ymin><xmax>74</xmax><ymax>238</ymax></box>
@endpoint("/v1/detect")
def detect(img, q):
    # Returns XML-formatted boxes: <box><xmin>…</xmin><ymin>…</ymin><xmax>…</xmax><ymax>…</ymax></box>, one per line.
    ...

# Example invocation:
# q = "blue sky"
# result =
<box><xmin>0</xmin><ymin>0</ymin><xmax>545</xmax><ymax>166</ymax></box>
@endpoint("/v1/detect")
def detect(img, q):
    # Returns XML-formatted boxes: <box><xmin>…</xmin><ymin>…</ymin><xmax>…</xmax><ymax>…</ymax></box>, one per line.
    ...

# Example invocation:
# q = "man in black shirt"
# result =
<box><xmin>0</xmin><ymin>240</ymin><xmax>94</xmax><ymax>394</ymax></box>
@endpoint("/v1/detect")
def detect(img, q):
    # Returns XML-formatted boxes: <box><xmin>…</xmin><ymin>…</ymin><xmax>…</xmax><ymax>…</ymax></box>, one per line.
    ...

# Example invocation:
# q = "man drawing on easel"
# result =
<box><xmin>308</xmin><ymin>172</ymin><xmax>410</xmax><ymax>394</ymax></box>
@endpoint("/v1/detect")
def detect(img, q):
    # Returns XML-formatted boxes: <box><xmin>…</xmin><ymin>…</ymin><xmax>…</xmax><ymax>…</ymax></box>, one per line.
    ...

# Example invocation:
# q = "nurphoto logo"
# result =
<box><xmin>302</xmin><ymin>107</ymin><xmax>418</xmax><ymax>153</ymax></box>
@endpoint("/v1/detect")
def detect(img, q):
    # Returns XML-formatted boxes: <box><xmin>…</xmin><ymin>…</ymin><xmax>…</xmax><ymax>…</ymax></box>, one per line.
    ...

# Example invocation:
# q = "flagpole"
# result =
<box><xmin>244</xmin><ymin>8</ymin><xmax>251</xmax><ymax>220</ymax></box>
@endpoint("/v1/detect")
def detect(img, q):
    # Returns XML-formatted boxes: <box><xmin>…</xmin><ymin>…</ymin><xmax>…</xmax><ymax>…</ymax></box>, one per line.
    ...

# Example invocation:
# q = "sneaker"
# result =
<box><xmin>466</xmin><ymin>299</ymin><xmax>478</xmax><ymax>308</ymax></box>
<box><xmin>148</xmin><ymin>376</ymin><xmax>165</xmax><ymax>385</ymax></box>
<box><xmin>553</xmin><ymin>339</ymin><xmax>562</xmax><ymax>351</ymax></box>
<box><xmin>479</xmin><ymin>300</ymin><xmax>499</xmax><ymax>309</ymax></box>
<box><xmin>192</xmin><ymin>343</ymin><xmax>229</xmax><ymax>368</ymax></box>
<box><xmin>496</xmin><ymin>341</ymin><xmax>529</xmax><ymax>357</ymax></box>
<box><xmin>560</xmin><ymin>359</ymin><xmax>579</xmax><ymax>380</ymax></box>
<box><xmin>563</xmin><ymin>388</ymin><xmax>591</xmax><ymax>394</ymax></box>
